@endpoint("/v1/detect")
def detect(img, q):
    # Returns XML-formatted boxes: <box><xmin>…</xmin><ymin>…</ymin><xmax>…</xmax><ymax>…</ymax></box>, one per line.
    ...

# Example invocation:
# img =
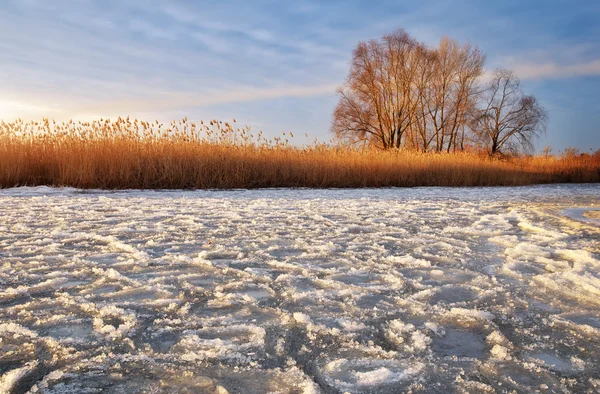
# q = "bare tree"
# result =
<box><xmin>333</xmin><ymin>30</ymin><xmax>484</xmax><ymax>152</ymax></box>
<box><xmin>333</xmin><ymin>30</ymin><xmax>546</xmax><ymax>155</ymax></box>
<box><xmin>332</xmin><ymin>29</ymin><xmax>422</xmax><ymax>149</ymax></box>
<box><xmin>475</xmin><ymin>70</ymin><xmax>547</xmax><ymax>155</ymax></box>
<box><xmin>410</xmin><ymin>45</ymin><xmax>438</xmax><ymax>151</ymax></box>
<box><xmin>426</xmin><ymin>38</ymin><xmax>485</xmax><ymax>152</ymax></box>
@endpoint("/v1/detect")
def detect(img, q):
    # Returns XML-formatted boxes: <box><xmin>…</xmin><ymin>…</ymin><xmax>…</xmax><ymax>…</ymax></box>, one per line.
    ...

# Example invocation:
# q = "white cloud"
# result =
<box><xmin>512</xmin><ymin>59</ymin><xmax>600</xmax><ymax>80</ymax></box>
<box><xmin>78</xmin><ymin>83</ymin><xmax>339</xmax><ymax>113</ymax></box>
<box><xmin>129</xmin><ymin>19</ymin><xmax>177</xmax><ymax>40</ymax></box>
<box><xmin>0</xmin><ymin>100</ymin><xmax>62</xmax><ymax>120</ymax></box>
<box><xmin>190</xmin><ymin>31</ymin><xmax>235</xmax><ymax>54</ymax></box>
<box><xmin>0</xmin><ymin>83</ymin><xmax>338</xmax><ymax>121</ymax></box>
<box><xmin>493</xmin><ymin>44</ymin><xmax>600</xmax><ymax>81</ymax></box>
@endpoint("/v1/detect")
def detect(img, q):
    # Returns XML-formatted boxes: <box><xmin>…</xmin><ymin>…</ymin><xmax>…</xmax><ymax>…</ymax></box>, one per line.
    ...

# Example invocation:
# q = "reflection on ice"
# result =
<box><xmin>433</xmin><ymin>328</ymin><xmax>489</xmax><ymax>360</ymax></box>
<box><xmin>563</xmin><ymin>207</ymin><xmax>600</xmax><ymax>224</ymax></box>
<box><xmin>526</xmin><ymin>352</ymin><xmax>580</xmax><ymax>374</ymax></box>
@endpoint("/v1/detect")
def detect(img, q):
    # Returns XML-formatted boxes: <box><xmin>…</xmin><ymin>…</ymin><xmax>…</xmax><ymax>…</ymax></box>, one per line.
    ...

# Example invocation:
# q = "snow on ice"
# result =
<box><xmin>0</xmin><ymin>184</ymin><xmax>599</xmax><ymax>393</ymax></box>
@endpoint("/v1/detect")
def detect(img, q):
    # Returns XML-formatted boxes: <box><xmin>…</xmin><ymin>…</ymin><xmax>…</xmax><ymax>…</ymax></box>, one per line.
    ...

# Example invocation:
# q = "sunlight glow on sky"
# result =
<box><xmin>1</xmin><ymin>0</ymin><xmax>599</xmax><ymax>151</ymax></box>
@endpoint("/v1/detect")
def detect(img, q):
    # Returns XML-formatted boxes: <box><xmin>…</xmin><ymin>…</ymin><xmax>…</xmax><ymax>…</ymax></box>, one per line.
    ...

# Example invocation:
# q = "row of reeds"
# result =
<box><xmin>1</xmin><ymin>118</ymin><xmax>598</xmax><ymax>189</ymax></box>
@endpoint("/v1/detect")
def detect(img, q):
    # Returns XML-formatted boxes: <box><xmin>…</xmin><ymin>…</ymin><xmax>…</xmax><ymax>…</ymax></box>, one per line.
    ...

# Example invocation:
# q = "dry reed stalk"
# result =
<box><xmin>1</xmin><ymin>118</ymin><xmax>598</xmax><ymax>189</ymax></box>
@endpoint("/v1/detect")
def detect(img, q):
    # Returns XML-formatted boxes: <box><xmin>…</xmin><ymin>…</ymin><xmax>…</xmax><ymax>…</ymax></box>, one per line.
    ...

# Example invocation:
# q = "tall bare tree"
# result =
<box><xmin>332</xmin><ymin>29</ymin><xmax>422</xmax><ymax>149</ymax></box>
<box><xmin>475</xmin><ymin>69</ymin><xmax>547</xmax><ymax>155</ymax></box>
<box><xmin>333</xmin><ymin>30</ymin><xmax>546</xmax><ymax>155</ymax></box>
<box><xmin>410</xmin><ymin>45</ymin><xmax>437</xmax><ymax>151</ymax></box>
<box><xmin>426</xmin><ymin>38</ymin><xmax>485</xmax><ymax>152</ymax></box>
<box><xmin>333</xmin><ymin>30</ymin><xmax>484</xmax><ymax>152</ymax></box>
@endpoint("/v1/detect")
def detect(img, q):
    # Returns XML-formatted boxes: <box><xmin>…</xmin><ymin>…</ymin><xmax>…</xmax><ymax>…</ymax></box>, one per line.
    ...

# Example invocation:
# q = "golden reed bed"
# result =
<box><xmin>1</xmin><ymin>118</ymin><xmax>598</xmax><ymax>189</ymax></box>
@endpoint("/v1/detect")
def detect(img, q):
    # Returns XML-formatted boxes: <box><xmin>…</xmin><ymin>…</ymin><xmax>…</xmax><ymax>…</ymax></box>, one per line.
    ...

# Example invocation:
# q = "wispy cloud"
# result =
<box><xmin>0</xmin><ymin>100</ymin><xmax>62</xmax><ymax>120</ymax></box>
<box><xmin>76</xmin><ymin>83</ymin><xmax>339</xmax><ymax>114</ymax></box>
<box><xmin>0</xmin><ymin>83</ymin><xmax>339</xmax><ymax>122</ymax></box>
<box><xmin>511</xmin><ymin>59</ymin><xmax>600</xmax><ymax>80</ymax></box>
<box><xmin>481</xmin><ymin>58</ymin><xmax>600</xmax><ymax>83</ymax></box>
<box><xmin>493</xmin><ymin>43</ymin><xmax>600</xmax><ymax>81</ymax></box>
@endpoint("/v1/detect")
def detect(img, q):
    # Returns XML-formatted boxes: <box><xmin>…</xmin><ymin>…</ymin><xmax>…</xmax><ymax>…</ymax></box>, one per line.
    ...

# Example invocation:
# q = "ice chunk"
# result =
<box><xmin>386</xmin><ymin>254</ymin><xmax>431</xmax><ymax>267</ymax></box>
<box><xmin>321</xmin><ymin>358</ymin><xmax>423</xmax><ymax>391</ymax></box>
<box><xmin>0</xmin><ymin>361</ymin><xmax>38</xmax><ymax>393</ymax></box>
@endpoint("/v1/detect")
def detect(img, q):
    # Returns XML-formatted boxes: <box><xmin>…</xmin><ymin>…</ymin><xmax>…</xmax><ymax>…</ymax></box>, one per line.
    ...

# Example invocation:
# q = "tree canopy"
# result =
<box><xmin>332</xmin><ymin>29</ymin><xmax>546</xmax><ymax>155</ymax></box>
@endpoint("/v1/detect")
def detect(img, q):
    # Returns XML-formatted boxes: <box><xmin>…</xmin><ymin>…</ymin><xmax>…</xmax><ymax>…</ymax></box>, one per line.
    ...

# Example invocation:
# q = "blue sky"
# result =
<box><xmin>1</xmin><ymin>0</ymin><xmax>599</xmax><ymax>151</ymax></box>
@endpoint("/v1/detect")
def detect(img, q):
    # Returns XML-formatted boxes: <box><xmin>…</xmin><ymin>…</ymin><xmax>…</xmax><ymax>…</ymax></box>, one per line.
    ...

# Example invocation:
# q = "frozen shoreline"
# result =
<box><xmin>1</xmin><ymin>183</ymin><xmax>599</xmax><ymax>201</ymax></box>
<box><xmin>1</xmin><ymin>185</ymin><xmax>599</xmax><ymax>393</ymax></box>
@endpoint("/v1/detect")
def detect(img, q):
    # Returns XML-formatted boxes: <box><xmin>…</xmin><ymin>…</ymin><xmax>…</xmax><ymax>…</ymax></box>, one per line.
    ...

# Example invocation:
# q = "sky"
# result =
<box><xmin>1</xmin><ymin>0</ymin><xmax>599</xmax><ymax>152</ymax></box>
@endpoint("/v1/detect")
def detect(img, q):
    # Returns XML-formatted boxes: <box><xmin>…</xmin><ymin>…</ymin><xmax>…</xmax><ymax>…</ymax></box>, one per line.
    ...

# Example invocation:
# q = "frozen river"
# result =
<box><xmin>1</xmin><ymin>185</ymin><xmax>599</xmax><ymax>393</ymax></box>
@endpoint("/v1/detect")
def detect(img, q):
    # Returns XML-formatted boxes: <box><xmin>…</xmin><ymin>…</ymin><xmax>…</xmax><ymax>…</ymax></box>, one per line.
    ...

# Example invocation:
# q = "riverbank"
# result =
<box><xmin>2</xmin><ymin>118</ymin><xmax>598</xmax><ymax>189</ymax></box>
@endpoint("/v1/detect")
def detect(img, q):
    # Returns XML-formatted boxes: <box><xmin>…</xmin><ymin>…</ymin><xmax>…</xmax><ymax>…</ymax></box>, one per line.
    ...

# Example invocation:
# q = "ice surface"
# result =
<box><xmin>0</xmin><ymin>184</ymin><xmax>599</xmax><ymax>393</ymax></box>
